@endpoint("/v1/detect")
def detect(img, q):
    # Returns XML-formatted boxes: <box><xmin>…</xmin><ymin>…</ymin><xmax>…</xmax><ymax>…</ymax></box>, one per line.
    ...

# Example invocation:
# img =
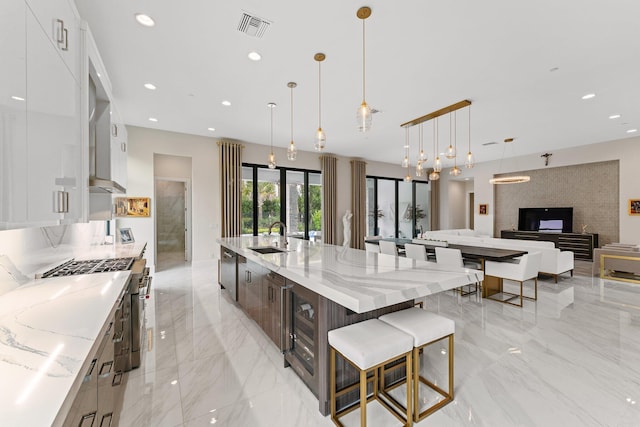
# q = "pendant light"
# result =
<box><xmin>465</xmin><ymin>104</ymin><xmax>475</xmax><ymax>168</ymax></box>
<box><xmin>429</xmin><ymin>119</ymin><xmax>441</xmax><ymax>181</ymax></box>
<box><xmin>416</xmin><ymin>124</ymin><xmax>425</xmax><ymax>177</ymax></box>
<box><xmin>450</xmin><ymin>111</ymin><xmax>462</xmax><ymax>176</ymax></box>
<box><xmin>404</xmin><ymin>127</ymin><xmax>411</xmax><ymax>182</ymax></box>
<box><xmin>445</xmin><ymin>112</ymin><xmax>456</xmax><ymax>159</ymax></box>
<box><xmin>287</xmin><ymin>82</ymin><xmax>297</xmax><ymax>161</ymax></box>
<box><xmin>356</xmin><ymin>6</ymin><xmax>372</xmax><ymax>132</ymax></box>
<box><xmin>267</xmin><ymin>102</ymin><xmax>277</xmax><ymax>169</ymax></box>
<box><xmin>489</xmin><ymin>138</ymin><xmax>531</xmax><ymax>184</ymax></box>
<box><xmin>401</xmin><ymin>127</ymin><xmax>409</xmax><ymax>168</ymax></box>
<box><xmin>314</xmin><ymin>53</ymin><xmax>326</xmax><ymax>151</ymax></box>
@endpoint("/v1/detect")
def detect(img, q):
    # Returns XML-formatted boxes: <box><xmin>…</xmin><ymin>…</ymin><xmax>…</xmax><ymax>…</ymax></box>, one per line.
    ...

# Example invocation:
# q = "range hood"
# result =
<box><xmin>89</xmin><ymin>177</ymin><xmax>126</xmax><ymax>194</ymax></box>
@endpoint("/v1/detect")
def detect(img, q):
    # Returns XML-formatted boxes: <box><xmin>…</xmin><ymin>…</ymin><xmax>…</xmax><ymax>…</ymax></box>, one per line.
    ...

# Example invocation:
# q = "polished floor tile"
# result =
<box><xmin>119</xmin><ymin>260</ymin><xmax>640</xmax><ymax>426</ymax></box>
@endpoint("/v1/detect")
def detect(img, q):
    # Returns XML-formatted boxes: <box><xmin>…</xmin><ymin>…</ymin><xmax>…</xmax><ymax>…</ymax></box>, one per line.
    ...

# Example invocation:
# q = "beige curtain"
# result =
<box><xmin>321</xmin><ymin>155</ymin><xmax>338</xmax><ymax>245</ymax></box>
<box><xmin>429</xmin><ymin>171</ymin><xmax>440</xmax><ymax>230</ymax></box>
<box><xmin>350</xmin><ymin>159</ymin><xmax>367</xmax><ymax>249</ymax></box>
<box><xmin>218</xmin><ymin>141</ymin><xmax>243</xmax><ymax>237</ymax></box>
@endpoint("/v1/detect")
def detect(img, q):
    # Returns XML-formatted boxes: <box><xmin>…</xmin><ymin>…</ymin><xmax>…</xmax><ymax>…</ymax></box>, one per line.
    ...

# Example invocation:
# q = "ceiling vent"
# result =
<box><xmin>238</xmin><ymin>12</ymin><xmax>271</xmax><ymax>38</ymax></box>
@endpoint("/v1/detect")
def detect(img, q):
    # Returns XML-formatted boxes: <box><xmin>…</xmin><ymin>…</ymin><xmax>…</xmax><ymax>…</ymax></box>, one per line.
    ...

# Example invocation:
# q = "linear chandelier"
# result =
<box><xmin>400</xmin><ymin>99</ymin><xmax>474</xmax><ymax>181</ymax></box>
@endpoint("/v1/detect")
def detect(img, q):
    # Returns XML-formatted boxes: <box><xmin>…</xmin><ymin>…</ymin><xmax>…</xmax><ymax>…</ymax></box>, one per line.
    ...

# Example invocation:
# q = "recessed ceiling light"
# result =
<box><xmin>11</xmin><ymin>95</ymin><xmax>25</xmax><ymax>101</ymax></box>
<box><xmin>207</xmin><ymin>127</ymin><xmax>216</xmax><ymax>132</ymax></box>
<box><xmin>144</xmin><ymin>83</ymin><xmax>156</xmax><ymax>90</ymax></box>
<box><xmin>135</xmin><ymin>13</ymin><xmax>155</xmax><ymax>27</ymax></box>
<box><xmin>148</xmin><ymin>117</ymin><xmax>158</xmax><ymax>122</ymax></box>
<box><xmin>581</xmin><ymin>93</ymin><xmax>596</xmax><ymax>100</ymax></box>
<box><xmin>221</xmin><ymin>100</ymin><xmax>231</xmax><ymax>106</ymax></box>
<box><xmin>609</xmin><ymin>114</ymin><xmax>621</xmax><ymax>119</ymax></box>
<box><xmin>248</xmin><ymin>51</ymin><xmax>261</xmax><ymax>61</ymax></box>
<box><xmin>627</xmin><ymin>129</ymin><xmax>637</xmax><ymax>133</ymax></box>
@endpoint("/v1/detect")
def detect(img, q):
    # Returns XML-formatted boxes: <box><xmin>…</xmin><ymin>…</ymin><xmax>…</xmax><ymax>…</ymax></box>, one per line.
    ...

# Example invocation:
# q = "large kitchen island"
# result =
<box><xmin>218</xmin><ymin>236</ymin><xmax>483</xmax><ymax>415</ymax></box>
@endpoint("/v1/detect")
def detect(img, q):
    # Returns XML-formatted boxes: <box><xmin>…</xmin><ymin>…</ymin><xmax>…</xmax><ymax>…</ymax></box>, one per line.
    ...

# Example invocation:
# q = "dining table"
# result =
<box><xmin>365</xmin><ymin>238</ymin><xmax>529</xmax><ymax>298</ymax></box>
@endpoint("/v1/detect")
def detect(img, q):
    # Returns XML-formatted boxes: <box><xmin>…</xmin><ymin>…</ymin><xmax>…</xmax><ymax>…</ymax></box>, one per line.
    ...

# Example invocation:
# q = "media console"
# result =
<box><xmin>501</xmin><ymin>230</ymin><xmax>599</xmax><ymax>260</ymax></box>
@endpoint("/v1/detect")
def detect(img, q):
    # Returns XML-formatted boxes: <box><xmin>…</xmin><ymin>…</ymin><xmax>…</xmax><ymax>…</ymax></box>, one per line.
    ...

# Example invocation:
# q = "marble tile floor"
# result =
<box><xmin>157</xmin><ymin>250</ymin><xmax>189</xmax><ymax>272</ymax></box>
<box><xmin>119</xmin><ymin>260</ymin><xmax>640</xmax><ymax>427</ymax></box>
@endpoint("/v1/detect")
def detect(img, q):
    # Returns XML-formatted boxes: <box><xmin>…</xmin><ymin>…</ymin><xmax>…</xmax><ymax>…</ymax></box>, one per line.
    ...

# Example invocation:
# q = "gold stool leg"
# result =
<box><xmin>413</xmin><ymin>347</ymin><xmax>420</xmax><ymax>422</ymax></box>
<box><xmin>330</xmin><ymin>347</ymin><xmax>336</xmax><ymax>421</ymax></box>
<box><xmin>449</xmin><ymin>334</ymin><xmax>454</xmax><ymax>399</ymax></box>
<box><xmin>405</xmin><ymin>351</ymin><xmax>412</xmax><ymax>425</ymax></box>
<box><xmin>360</xmin><ymin>369</ymin><xmax>367</xmax><ymax>427</ymax></box>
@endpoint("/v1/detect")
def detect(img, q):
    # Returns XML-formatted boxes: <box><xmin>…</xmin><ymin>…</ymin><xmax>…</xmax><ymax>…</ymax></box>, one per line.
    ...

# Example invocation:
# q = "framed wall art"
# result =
<box><xmin>629</xmin><ymin>199</ymin><xmax>640</xmax><ymax>216</ymax></box>
<box><xmin>115</xmin><ymin>197</ymin><xmax>150</xmax><ymax>217</ymax></box>
<box><xmin>479</xmin><ymin>203</ymin><xmax>488</xmax><ymax>215</ymax></box>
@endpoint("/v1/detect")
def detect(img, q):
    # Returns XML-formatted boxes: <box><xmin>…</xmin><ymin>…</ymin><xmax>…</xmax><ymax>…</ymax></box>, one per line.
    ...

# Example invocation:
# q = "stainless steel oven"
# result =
<box><xmin>284</xmin><ymin>282</ymin><xmax>319</xmax><ymax>397</ymax></box>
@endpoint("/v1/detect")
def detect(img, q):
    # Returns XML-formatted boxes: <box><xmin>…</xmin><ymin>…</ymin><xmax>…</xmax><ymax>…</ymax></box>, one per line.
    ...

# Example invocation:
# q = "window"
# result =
<box><xmin>366</xmin><ymin>176</ymin><xmax>431</xmax><ymax>238</ymax></box>
<box><xmin>242</xmin><ymin>164</ymin><xmax>322</xmax><ymax>241</ymax></box>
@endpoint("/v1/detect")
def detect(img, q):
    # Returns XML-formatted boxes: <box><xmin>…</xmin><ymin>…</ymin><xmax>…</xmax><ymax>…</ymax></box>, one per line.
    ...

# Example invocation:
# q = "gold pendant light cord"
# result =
<box><xmin>290</xmin><ymin>86</ymin><xmax>294</xmax><ymax>142</ymax></box>
<box><xmin>362</xmin><ymin>18</ymin><xmax>366</xmax><ymax>103</ymax></box>
<box><xmin>270</xmin><ymin>106</ymin><xmax>274</xmax><ymax>153</ymax></box>
<box><xmin>318</xmin><ymin>60</ymin><xmax>322</xmax><ymax>128</ymax></box>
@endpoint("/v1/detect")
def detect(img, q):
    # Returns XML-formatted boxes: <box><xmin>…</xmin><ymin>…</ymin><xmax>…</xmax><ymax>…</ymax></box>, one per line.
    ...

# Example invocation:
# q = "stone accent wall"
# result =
<box><xmin>494</xmin><ymin>160</ymin><xmax>619</xmax><ymax>246</ymax></box>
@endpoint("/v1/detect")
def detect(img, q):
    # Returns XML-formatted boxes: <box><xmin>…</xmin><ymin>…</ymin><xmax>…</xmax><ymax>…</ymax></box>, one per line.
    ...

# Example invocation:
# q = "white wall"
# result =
<box><xmin>439</xmin><ymin>135</ymin><xmax>640</xmax><ymax>243</ymax></box>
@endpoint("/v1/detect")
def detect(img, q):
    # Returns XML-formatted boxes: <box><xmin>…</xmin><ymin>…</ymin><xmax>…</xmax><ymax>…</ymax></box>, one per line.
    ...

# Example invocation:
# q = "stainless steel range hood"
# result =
<box><xmin>89</xmin><ymin>177</ymin><xmax>126</xmax><ymax>194</ymax></box>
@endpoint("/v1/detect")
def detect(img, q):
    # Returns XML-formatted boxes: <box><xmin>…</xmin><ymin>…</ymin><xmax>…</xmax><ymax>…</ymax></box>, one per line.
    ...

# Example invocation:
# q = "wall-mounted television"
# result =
<box><xmin>518</xmin><ymin>207</ymin><xmax>573</xmax><ymax>233</ymax></box>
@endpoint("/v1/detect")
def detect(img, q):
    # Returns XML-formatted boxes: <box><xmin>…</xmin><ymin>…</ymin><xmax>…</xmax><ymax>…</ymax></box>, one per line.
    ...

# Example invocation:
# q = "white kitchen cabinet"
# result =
<box><xmin>0</xmin><ymin>0</ymin><xmax>28</xmax><ymax>228</ymax></box>
<box><xmin>25</xmin><ymin>0</ymin><xmax>80</xmax><ymax>81</ymax></box>
<box><xmin>0</xmin><ymin>0</ymin><xmax>84</xmax><ymax>230</ymax></box>
<box><xmin>26</xmin><ymin>6</ymin><xmax>83</xmax><ymax>225</ymax></box>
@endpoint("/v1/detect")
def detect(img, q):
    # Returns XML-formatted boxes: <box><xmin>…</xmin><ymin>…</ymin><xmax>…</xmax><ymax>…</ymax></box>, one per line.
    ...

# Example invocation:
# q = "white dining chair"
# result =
<box><xmin>365</xmin><ymin>242</ymin><xmax>380</xmax><ymax>253</ymax></box>
<box><xmin>484</xmin><ymin>252</ymin><xmax>542</xmax><ymax>307</ymax></box>
<box><xmin>404</xmin><ymin>243</ymin><xmax>428</xmax><ymax>261</ymax></box>
<box><xmin>379</xmin><ymin>240</ymin><xmax>399</xmax><ymax>256</ymax></box>
<box><xmin>435</xmin><ymin>247</ymin><xmax>480</xmax><ymax>298</ymax></box>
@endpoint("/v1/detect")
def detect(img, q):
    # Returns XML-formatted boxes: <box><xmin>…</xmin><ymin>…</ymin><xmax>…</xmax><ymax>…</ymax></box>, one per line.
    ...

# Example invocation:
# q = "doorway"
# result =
<box><xmin>155</xmin><ymin>178</ymin><xmax>191</xmax><ymax>271</ymax></box>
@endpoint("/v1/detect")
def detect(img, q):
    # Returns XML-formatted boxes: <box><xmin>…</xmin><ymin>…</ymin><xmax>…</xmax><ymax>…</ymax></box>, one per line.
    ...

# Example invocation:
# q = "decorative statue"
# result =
<box><xmin>582</xmin><ymin>224</ymin><xmax>588</xmax><ymax>234</ymax></box>
<box><xmin>343</xmin><ymin>210</ymin><xmax>353</xmax><ymax>247</ymax></box>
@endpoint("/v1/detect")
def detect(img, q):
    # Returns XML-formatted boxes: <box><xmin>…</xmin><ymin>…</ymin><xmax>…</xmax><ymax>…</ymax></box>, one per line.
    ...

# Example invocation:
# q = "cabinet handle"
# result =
<box><xmin>112</xmin><ymin>124</ymin><xmax>118</xmax><ymax>137</ymax></box>
<box><xmin>62</xmin><ymin>28</ymin><xmax>68</xmax><ymax>51</ymax></box>
<box><xmin>53</xmin><ymin>191</ymin><xmax>69</xmax><ymax>213</ymax></box>
<box><xmin>79</xmin><ymin>412</ymin><xmax>96</xmax><ymax>427</ymax></box>
<box><xmin>121</xmin><ymin>142</ymin><xmax>127</xmax><ymax>152</ymax></box>
<box><xmin>56</xmin><ymin>19</ymin><xmax>65</xmax><ymax>44</ymax></box>
<box><xmin>247</xmin><ymin>271</ymin><xmax>251</xmax><ymax>283</ymax></box>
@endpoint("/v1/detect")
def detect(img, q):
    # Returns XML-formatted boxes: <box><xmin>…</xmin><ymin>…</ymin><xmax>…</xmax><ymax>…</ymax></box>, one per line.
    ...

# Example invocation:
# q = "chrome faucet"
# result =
<box><xmin>268</xmin><ymin>221</ymin><xmax>287</xmax><ymax>246</ymax></box>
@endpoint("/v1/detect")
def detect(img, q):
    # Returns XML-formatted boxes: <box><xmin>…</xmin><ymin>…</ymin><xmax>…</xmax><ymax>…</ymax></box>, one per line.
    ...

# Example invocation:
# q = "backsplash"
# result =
<box><xmin>0</xmin><ymin>221</ymin><xmax>109</xmax><ymax>284</ymax></box>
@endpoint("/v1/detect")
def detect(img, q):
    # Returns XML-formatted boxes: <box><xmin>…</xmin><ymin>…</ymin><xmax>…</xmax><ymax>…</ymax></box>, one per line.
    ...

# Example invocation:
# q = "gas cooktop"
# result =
<box><xmin>41</xmin><ymin>257</ymin><xmax>135</xmax><ymax>278</ymax></box>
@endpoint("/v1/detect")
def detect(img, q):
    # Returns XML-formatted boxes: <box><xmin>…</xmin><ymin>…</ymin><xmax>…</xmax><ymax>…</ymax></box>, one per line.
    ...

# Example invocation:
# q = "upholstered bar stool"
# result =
<box><xmin>328</xmin><ymin>319</ymin><xmax>414</xmax><ymax>427</ymax></box>
<box><xmin>379</xmin><ymin>308</ymin><xmax>455</xmax><ymax>422</ymax></box>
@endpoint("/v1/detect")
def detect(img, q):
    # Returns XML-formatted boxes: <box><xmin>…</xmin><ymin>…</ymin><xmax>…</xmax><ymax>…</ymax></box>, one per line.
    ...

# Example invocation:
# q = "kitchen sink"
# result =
<box><xmin>248</xmin><ymin>246</ymin><xmax>288</xmax><ymax>254</ymax></box>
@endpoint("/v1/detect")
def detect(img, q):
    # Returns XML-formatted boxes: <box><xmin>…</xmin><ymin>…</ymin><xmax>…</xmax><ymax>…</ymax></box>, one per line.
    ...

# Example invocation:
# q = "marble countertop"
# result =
<box><xmin>218</xmin><ymin>236</ymin><xmax>483</xmax><ymax>313</ymax></box>
<box><xmin>0</xmin><ymin>242</ymin><xmax>146</xmax><ymax>426</ymax></box>
<box><xmin>0</xmin><ymin>271</ymin><xmax>131</xmax><ymax>426</ymax></box>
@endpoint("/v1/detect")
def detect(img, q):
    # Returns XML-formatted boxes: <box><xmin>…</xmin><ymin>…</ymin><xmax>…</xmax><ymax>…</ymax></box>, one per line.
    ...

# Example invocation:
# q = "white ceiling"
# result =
<box><xmin>75</xmin><ymin>0</ymin><xmax>640</xmax><ymax>166</ymax></box>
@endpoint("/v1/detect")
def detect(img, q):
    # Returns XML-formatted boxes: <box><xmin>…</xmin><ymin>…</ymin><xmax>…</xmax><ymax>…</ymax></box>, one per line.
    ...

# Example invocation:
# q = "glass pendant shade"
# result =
<box><xmin>428</xmin><ymin>171</ymin><xmax>440</xmax><ymax>181</ymax></box>
<box><xmin>404</xmin><ymin>173</ymin><xmax>412</xmax><ymax>182</ymax></box>
<box><xmin>268</xmin><ymin>152</ymin><xmax>276</xmax><ymax>169</ymax></box>
<box><xmin>401</xmin><ymin>155</ymin><xmax>409</xmax><ymax>168</ymax></box>
<box><xmin>419</xmin><ymin>149</ymin><xmax>426</xmax><ymax>162</ymax></box>
<box><xmin>314</xmin><ymin>128</ymin><xmax>326</xmax><ymax>151</ymax></box>
<box><xmin>465</xmin><ymin>151</ymin><xmax>475</xmax><ymax>168</ymax></box>
<box><xmin>450</xmin><ymin>166</ymin><xmax>462</xmax><ymax>176</ymax></box>
<box><xmin>434</xmin><ymin>156</ymin><xmax>442</xmax><ymax>172</ymax></box>
<box><xmin>416</xmin><ymin>160</ymin><xmax>423</xmax><ymax>177</ymax></box>
<box><xmin>357</xmin><ymin>101</ymin><xmax>372</xmax><ymax>132</ymax></box>
<box><xmin>287</xmin><ymin>141</ymin><xmax>297</xmax><ymax>161</ymax></box>
<box><xmin>445</xmin><ymin>145</ymin><xmax>456</xmax><ymax>159</ymax></box>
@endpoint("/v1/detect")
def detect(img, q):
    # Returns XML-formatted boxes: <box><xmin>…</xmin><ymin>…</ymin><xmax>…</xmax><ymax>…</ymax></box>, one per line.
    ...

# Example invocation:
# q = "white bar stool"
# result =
<box><xmin>328</xmin><ymin>319</ymin><xmax>414</xmax><ymax>427</ymax></box>
<box><xmin>379</xmin><ymin>307</ymin><xmax>455</xmax><ymax>422</ymax></box>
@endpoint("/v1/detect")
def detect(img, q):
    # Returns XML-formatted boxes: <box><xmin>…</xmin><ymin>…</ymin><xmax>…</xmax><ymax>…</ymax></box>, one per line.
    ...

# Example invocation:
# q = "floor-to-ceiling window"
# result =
<box><xmin>366</xmin><ymin>176</ymin><xmax>431</xmax><ymax>238</ymax></box>
<box><xmin>242</xmin><ymin>164</ymin><xmax>322</xmax><ymax>240</ymax></box>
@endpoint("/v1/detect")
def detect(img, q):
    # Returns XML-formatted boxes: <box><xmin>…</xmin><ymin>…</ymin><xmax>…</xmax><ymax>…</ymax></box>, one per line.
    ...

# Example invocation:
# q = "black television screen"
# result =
<box><xmin>518</xmin><ymin>207</ymin><xmax>573</xmax><ymax>233</ymax></box>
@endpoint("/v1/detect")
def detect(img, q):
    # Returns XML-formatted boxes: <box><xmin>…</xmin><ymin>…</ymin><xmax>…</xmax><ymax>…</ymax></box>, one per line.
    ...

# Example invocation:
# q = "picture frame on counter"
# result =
<box><xmin>119</xmin><ymin>228</ymin><xmax>135</xmax><ymax>244</ymax></box>
<box><xmin>115</xmin><ymin>197</ymin><xmax>151</xmax><ymax>217</ymax></box>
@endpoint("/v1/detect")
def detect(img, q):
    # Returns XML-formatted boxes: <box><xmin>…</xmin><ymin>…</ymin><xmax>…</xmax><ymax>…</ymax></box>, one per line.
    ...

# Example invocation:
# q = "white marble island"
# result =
<box><xmin>218</xmin><ymin>236</ymin><xmax>483</xmax><ymax>415</ymax></box>
<box><xmin>218</xmin><ymin>236</ymin><xmax>483</xmax><ymax>313</ymax></box>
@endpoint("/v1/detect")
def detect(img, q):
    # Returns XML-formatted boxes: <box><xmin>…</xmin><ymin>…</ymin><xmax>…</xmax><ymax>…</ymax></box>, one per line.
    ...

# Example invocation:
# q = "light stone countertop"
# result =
<box><xmin>0</xmin><ymin>243</ymin><xmax>146</xmax><ymax>427</ymax></box>
<box><xmin>218</xmin><ymin>236</ymin><xmax>484</xmax><ymax>313</ymax></box>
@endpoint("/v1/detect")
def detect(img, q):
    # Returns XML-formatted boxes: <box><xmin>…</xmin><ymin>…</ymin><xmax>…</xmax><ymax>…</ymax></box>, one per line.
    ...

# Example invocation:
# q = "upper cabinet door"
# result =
<box><xmin>25</xmin><ymin>0</ymin><xmax>80</xmax><ymax>81</ymax></box>
<box><xmin>0</xmin><ymin>0</ymin><xmax>28</xmax><ymax>228</ymax></box>
<box><xmin>26</xmin><ymin>6</ymin><xmax>82</xmax><ymax>225</ymax></box>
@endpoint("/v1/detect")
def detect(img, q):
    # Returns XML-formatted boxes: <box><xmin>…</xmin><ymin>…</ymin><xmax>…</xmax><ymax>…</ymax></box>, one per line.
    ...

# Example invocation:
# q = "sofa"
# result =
<box><xmin>592</xmin><ymin>243</ymin><xmax>640</xmax><ymax>277</ymax></box>
<box><xmin>415</xmin><ymin>231</ymin><xmax>575</xmax><ymax>282</ymax></box>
